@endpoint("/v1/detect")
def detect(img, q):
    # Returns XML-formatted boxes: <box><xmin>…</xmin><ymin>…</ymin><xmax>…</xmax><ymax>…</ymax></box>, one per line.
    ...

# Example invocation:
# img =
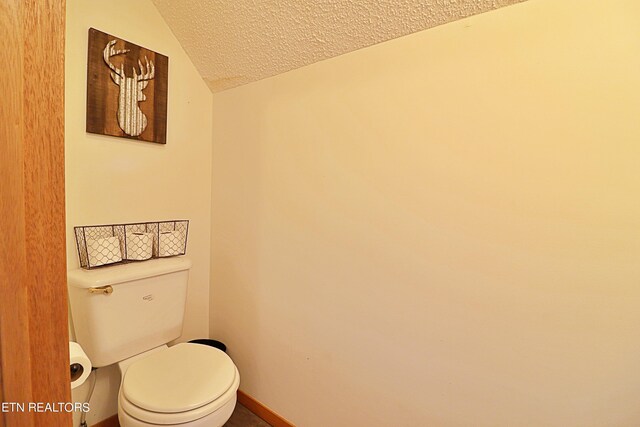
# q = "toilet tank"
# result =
<box><xmin>68</xmin><ymin>257</ymin><xmax>192</xmax><ymax>367</ymax></box>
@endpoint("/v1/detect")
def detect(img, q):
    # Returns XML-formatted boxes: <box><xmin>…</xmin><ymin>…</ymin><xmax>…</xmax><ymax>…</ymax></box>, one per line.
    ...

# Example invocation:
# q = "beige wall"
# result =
<box><xmin>211</xmin><ymin>0</ymin><xmax>640</xmax><ymax>425</ymax></box>
<box><xmin>65</xmin><ymin>0</ymin><xmax>213</xmax><ymax>424</ymax></box>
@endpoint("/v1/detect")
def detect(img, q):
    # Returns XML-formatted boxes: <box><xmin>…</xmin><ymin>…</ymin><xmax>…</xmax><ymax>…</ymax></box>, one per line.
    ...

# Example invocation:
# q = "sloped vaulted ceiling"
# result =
<box><xmin>151</xmin><ymin>0</ymin><xmax>527</xmax><ymax>92</ymax></box>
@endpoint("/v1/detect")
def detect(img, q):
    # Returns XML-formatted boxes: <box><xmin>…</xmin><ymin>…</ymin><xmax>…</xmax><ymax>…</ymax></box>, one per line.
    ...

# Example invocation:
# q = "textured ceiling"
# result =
<box><xmin>151</xmin><ymin>0</ymin><xmax>526</xmax><ymax>92</ymax></box>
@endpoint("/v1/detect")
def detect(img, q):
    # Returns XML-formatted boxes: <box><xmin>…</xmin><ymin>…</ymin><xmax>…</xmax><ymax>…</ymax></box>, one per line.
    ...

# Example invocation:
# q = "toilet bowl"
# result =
<box><xmin>117</xmin><ymin>343</ymin><xmax>240</xmax><ymax>427</ymax></box>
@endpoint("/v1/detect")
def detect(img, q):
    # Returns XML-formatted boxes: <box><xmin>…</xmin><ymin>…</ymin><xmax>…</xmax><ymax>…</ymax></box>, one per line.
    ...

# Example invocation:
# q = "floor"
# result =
<box><xmin>224</xmin><ymin>404</ymin><xmax>271</xmax><ymax>427</ymax></box>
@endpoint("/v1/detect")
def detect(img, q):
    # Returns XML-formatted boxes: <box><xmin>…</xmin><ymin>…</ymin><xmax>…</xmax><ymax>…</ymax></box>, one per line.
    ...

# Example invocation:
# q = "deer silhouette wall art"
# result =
<box><xmin>86</xmin><ymin>28</ymin><xmax>168</xmax><ymax>144</ymax></box>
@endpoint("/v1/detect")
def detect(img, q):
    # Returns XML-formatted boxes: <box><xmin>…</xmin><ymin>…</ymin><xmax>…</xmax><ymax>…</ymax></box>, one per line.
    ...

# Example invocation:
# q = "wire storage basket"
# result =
<box><xmin>74</xmin><ymin>220</ymin><xmax>189</xmax><ymax>269</ymax></box>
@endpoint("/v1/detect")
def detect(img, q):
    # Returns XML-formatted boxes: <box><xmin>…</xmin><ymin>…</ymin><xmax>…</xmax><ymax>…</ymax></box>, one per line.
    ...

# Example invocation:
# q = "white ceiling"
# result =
<box><xmin>151</xmin><ymin>0</ymin><xmax>526</xmax><ymax>92</ymax></box>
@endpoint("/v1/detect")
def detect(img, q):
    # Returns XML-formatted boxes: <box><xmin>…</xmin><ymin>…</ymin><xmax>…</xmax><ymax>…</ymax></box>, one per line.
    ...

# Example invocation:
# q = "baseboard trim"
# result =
<box><xmin>237</xmin><ymin>390</ymin><xmax>295</xmax><ymax>427</ymax></box>
<box><xmin>88</xmin><ymin>392</ymin><xmax>294</xmax><ymax>427</ymax></box>
<box><xmin>91</xmin><ymin>414</ymin><xmax>119</xmax><ymax>427</ymax></box>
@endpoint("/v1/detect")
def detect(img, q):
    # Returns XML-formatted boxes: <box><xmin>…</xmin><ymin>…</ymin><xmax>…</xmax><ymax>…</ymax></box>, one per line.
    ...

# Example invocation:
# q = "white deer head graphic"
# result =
<box><xmin>103</xmin><ymin>39</ymin><xmax>155</xmax><ymax>137</ymax></box>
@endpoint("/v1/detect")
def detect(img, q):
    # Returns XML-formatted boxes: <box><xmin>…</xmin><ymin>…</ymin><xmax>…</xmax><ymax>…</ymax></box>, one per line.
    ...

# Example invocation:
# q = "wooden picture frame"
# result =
<box><xmin>86</xmin><ymin>28</ymin><xmax>168</xmax><ymax>144</ymax></box>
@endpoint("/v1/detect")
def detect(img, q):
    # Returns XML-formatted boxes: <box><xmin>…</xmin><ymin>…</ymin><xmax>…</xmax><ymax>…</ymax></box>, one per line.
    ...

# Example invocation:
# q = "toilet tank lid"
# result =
<box><xmin>68</xmin><ymin>257</ymin><xmax>192</xmax><ymax>288</ymax></box>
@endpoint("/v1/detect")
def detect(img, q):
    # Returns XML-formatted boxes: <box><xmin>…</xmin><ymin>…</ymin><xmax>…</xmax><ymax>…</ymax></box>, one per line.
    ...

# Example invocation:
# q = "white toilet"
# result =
<box><xmin>68</xmin><ymin>257</ymin><xmax>239</xmax><ymax>427</ymax></box>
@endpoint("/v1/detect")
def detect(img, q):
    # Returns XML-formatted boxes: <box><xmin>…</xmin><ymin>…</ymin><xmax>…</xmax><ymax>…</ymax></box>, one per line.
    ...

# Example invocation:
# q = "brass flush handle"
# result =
<box><xmin>88</xmin><ymin>285</ymin><xmax>113</xmax><ymax>295</ymax></box>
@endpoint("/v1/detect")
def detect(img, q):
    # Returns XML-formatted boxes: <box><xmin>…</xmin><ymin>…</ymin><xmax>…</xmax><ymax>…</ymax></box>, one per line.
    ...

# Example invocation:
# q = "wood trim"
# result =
<box><xmin>0</xmin><ymin>0</ymin><xmax>32</xmax><ymax>424</ymax></box>
<box><xmin>237</xmin><ymin>390</ymin><xmax>296</xmax><ymax>427</ymax></box>
<box><xmin>91</xmin><ymin>414</ymin><xmax>120</xmax><ymax>427</ymax></box>
<box><xmin>0</xmin><ymin>0</ymin><xmax>70</xmax><ymax>426</ymax></box>
<box><xmin>85</xmin><ymin>393</ymin><xmax>294</xmax><ymax>427</ymax></box>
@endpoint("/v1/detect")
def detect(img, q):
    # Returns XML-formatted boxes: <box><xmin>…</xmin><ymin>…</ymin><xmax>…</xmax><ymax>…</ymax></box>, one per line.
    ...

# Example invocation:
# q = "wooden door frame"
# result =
<box><xmin>0</xmin><ymin>0</ymin><xmax>71</xmax><ymax>426</ymax></box>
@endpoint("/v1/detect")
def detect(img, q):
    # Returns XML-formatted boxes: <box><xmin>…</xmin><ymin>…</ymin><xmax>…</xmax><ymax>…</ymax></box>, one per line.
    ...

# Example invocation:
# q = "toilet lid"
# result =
<box><xmin>122</xmin><ymin>343</ymin><xmax>236</xmax><ymax>413</ymax></box>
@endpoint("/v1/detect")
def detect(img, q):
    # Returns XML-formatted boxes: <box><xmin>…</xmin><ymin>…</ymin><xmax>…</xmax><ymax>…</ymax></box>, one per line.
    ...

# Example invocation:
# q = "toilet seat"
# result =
<box><xmin>120</xmin><ymin>343</ymin><xmax>240</xmax><ymax>425</ymax></box>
